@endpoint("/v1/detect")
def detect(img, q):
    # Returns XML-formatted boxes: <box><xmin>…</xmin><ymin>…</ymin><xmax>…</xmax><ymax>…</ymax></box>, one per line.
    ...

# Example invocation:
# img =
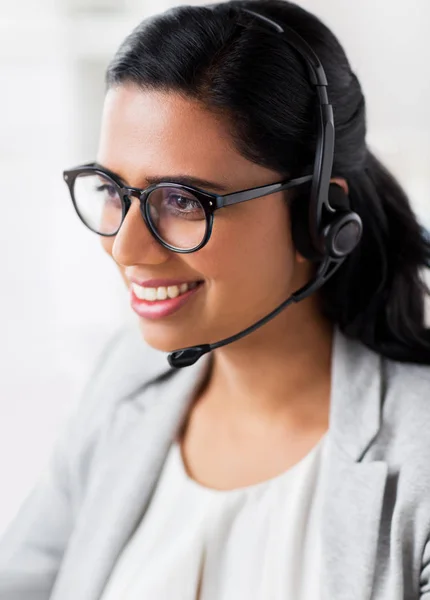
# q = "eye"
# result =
<box><xmin>167</xmin><ymin>193</ymin><xmax>201</xmax><ymax>212</ymax></box>
<box><xmin>147</xmin><ymin>186</ymin><xmax>206</xmax><ymax>223</ymax></box>
<box><xmin>95</xmin><ymin>183</ymin><xmax>118</xmax><ymax>198</ymax></box>
<box><xmin>93</xmin><ymin>181</ymin><xmax>122</xmax><ymax>209</ymax></box>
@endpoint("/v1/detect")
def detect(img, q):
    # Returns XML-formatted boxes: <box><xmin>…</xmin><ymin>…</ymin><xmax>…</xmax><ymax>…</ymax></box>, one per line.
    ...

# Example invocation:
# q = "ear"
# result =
<box><xmin>330</xmin><ymin>176</ymin><xmax>349</xmax><ymax>195</ymax></box>
<box><xmin>295</xmin><ymin>176</ymin><xmax>349</xmax><ymax>264</ymax></box>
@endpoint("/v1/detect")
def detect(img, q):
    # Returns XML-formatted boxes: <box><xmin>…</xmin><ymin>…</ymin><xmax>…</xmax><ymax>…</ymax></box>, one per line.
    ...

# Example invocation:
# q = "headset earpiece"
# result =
<box><xmin>324</xmin><ymin>183</ymin><xmax>363</xmax><ymax>258</ymax></box>
<box><xmin>291</xmin><ymin>183</ymin><xmax>363</xmax><ymax>262</ymax></box>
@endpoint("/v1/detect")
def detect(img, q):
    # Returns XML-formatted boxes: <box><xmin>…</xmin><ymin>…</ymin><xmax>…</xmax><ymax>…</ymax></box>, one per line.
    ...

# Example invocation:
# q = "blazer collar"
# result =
<box><xmin>329</xmin><ymin>326</ymin><xmax>384</xmax><ymax>461</ymax></box>
<box><xmin>320</xmin><ymin>327</ymin><xmax>387</xmax><ymax>600</ymax></box>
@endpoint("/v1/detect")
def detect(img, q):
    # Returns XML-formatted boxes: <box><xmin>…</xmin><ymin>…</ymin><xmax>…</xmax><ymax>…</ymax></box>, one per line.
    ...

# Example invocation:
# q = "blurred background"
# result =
<box><xmin>0</xmin><ymin>0</ymin><xmax>429</xmax><ymax>535</ymax></box>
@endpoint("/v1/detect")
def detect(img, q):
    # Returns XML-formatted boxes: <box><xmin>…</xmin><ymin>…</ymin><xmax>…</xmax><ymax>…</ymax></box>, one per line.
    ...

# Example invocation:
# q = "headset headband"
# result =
<box><xmin>241</xmin><ymin>8</ymin><xmax>335</xmax><ymax>258</ymax></box>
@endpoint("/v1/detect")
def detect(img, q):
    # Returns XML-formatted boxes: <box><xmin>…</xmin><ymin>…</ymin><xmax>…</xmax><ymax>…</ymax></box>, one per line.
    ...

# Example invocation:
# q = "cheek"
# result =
<box><xmin>230</xmin><ymin>199</ymin><xmax>292</xmax><ymax>276</ymax></box>
<box><xmin>189</xmin><ymin>199</ymin><xmax>296</xmax><ymax>307</ymax></box>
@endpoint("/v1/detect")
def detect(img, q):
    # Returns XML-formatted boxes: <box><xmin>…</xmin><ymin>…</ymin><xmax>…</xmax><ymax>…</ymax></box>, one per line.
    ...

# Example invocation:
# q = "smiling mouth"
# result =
<box><xmin>130</xmin><ymin>280</ymin><xmax>205</xmax><ymax>319</ymax></box>
<box><xmin>131</xmin><ymin>280</ymin><xmax>203</xmax><ymax>301</ymax></box>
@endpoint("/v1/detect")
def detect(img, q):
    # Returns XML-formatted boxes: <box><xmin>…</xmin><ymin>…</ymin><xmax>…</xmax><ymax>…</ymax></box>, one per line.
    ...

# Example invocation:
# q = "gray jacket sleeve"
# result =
<box><xmin>0</xmin><ymin>328</ymin><xmax>127</xmax><ymax>600</ymax></box>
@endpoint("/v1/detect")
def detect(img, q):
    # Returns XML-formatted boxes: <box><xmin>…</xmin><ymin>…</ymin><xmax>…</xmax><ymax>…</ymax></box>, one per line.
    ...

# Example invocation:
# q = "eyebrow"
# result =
<box><xmin>95</xmin><ymin>162</ymin><xmax>229</xmax><ymax>193</ymax></box>
<box><xmin>145</xmin><ymin>175</ymin><xmax>229</xmax><ymax>193</ymax></box>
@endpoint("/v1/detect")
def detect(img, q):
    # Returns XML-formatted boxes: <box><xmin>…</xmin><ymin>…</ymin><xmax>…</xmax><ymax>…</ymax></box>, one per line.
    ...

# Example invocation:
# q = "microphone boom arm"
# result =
<box><xmin>167</xmin><ymin>255</ymin><xmax>344</xmax><ymax>368</ymax></box>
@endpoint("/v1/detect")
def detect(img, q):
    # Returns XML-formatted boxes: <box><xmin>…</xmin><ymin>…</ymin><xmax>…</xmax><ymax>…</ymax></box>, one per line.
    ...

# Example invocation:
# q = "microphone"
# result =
<box><xmin>167</xmin><ymin>255</ymin><xmax>344</xmax><ymax>368</ymax></box>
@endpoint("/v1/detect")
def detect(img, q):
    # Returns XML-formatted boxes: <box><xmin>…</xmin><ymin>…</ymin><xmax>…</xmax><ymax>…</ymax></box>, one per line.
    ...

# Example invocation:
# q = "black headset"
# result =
<box><xmin>241</xmin><ymin>8</ymin><xmax>363</xmax><ymax>263</ymax></box>
<box><xmin>167</xmin><ymin>8</ymin><xmax>363</xmax><ymax>368</ymax></box>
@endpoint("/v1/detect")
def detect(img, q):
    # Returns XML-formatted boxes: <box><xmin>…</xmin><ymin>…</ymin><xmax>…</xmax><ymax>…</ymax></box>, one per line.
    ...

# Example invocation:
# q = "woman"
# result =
<box><xmin>1</xmin><ymin>1</ymin><xmax>430</xmax><ymax>598</ymax></box>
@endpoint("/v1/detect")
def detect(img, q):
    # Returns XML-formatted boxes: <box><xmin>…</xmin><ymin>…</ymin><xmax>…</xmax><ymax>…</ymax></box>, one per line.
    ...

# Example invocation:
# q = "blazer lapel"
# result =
<box><xmin>50</xmin><ymin>351</ymin><xmax>212</xmax><ymax>600</ymax></box>
<box><xmin>320</xmin><ymin>328</ymin><xmax>388</xmax><ymax>600</ymax></box>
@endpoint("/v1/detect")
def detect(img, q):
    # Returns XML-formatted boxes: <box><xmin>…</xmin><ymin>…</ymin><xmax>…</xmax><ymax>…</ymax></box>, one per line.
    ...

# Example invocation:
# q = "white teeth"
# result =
<box><xmin>132</xmin><ymin>282</ymin><xmax>200</xmax><ymax>302</ymax></box>
<box><xmin>144</xmin><ymin>287</ymin><xmax>157</xmax><ymax>301</ymax></box>
<box><xmin>167</xmin><ymin>285</ymin><xmax>180</xmax><ymax>299</ymax></box>
<box><xmin>156</xmin><ymin>287</ymin><xmax>167</xmax><ymax>300</ymax></box>
<box><xmin>131</xmin><ymin>283</ymin><xmax>146</xmax><ymax>300</ymax></box>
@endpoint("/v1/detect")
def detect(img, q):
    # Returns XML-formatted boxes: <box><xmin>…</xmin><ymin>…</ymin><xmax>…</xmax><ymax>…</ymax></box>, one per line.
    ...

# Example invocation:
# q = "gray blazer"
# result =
<box><xmin>1</xmin><ymin>324</ymin><xmax>430</xmax><ymax>600</ymax></box>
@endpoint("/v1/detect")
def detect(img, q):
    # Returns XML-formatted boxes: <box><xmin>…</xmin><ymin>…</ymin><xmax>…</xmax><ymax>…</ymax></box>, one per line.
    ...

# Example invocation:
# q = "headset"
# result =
<box><xmin>167</xmin><ymin>8</ymin><xmax>363</xmax><ymax>369</ymax></box>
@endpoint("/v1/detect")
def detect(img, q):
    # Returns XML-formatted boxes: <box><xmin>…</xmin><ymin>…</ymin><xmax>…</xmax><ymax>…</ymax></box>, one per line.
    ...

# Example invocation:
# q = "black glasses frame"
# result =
<box><xmin>63</xmin><ymin>161</ymin><xmax>312</xmax><ymax>253</ymax></box>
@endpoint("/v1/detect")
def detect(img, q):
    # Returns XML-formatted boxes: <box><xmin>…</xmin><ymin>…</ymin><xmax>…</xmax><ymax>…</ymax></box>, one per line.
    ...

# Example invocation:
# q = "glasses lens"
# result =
<box><xmin>73</xmin><ymin>171</ymin><xmax>123</xmax><ymax>235</ymax></box>
<box><xmin>146</xmin><ymin>186</ymin><xmax>207</xmax><ymax>250</ymax></box>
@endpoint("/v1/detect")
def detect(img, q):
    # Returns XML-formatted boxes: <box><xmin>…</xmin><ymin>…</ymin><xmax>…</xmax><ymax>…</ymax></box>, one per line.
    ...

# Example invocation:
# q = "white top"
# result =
<box><xmin>101</xmin><ymin>434</ymin><xmax>328</xmax><ymax>600</ymax></box>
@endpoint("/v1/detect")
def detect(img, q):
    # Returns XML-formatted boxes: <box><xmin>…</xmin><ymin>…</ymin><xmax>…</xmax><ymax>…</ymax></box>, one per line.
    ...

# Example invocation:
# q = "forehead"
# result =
<box><xmin>97</xmin><ymin>85</ymin><xmax>241</xmax><ymax>184</ymax></box>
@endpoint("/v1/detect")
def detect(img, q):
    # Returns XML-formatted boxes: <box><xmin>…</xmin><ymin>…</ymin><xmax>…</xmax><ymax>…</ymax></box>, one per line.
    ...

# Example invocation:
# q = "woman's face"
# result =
<box><xmin>96</xmin><ymin>84</ymin><xmax>313</xmax><ymax>352</ymax></box>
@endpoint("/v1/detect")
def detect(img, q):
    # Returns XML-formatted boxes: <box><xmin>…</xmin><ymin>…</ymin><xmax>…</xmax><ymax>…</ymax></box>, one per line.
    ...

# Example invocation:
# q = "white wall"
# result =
<box><xmin>299</xmin><ymin>0</ymin><xmax>430</xmax><ymax>227</ymax></box>
<box><xmin>0</xmin><ymin>0</ymin><xmax>429</xmax><ymax>535</ymax></box>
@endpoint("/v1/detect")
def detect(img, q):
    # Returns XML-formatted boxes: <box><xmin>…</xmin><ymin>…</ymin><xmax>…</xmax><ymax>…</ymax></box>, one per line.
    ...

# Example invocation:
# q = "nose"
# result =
<box><xmin>111</xmin><ymin>195</ymin><xmax>169</xmax><ymax>267</ymax></box>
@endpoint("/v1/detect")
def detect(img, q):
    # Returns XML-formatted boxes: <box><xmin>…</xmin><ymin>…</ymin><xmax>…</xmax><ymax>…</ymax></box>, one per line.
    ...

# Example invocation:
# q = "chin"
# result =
<box><xmin>136</xmin><ymin>318</ymin><xmax>198</xmax><ymax>354</ymax></box>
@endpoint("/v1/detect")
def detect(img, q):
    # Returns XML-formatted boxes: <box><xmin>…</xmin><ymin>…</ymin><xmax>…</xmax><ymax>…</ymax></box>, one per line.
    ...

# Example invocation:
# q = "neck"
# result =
<box><xmin>199</xmin><ymin>299</ymin><xmax>334</xmax><ymax>430</ymax></box>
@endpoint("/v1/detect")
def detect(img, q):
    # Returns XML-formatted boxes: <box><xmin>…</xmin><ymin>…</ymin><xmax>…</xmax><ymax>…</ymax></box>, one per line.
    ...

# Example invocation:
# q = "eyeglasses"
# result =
<box><xmin>62</xmin><ymin>162</ymin><xmax>312</xmax><ymax>253</ymax></box>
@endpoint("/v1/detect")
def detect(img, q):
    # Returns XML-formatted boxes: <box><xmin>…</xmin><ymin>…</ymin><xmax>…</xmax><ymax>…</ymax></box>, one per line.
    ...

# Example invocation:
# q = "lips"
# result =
<box><xmin>130</xmin><ymin>281</ymin><xmax>204</xmax><ymax>320</ymax></box>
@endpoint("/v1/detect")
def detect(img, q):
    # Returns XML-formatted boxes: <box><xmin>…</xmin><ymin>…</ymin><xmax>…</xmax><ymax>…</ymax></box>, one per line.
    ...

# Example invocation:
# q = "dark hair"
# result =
<box><xmin>105</xmin><ymin>0</ymin><xmax>430</xmax><ymax>365</ymax></box>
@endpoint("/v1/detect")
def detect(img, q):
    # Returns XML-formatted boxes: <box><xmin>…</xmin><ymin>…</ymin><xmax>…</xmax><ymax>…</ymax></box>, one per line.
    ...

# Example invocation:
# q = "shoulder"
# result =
<box><xmin>55</xmin><ymin>323</ymin><xmax>174</xmax><ymax>503</ymax></box>
<box><xmin>60</xmin><ymin>323</ymin><xmax>172</xmax><ymax>457</ymax></box>
<box><xmin>82</xmin><ymin>322</ymin><xmax>173</xmax><ymax>411</ymax></box>
<box><xmin>376</xmin><ymin>356</ymin><xmax>430</xmax><ymax>491</ymax></box>
<box><xmin>383</xmin><ymin>357</ymin><xmax>430</xmax><ymax>434</ymax></box>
